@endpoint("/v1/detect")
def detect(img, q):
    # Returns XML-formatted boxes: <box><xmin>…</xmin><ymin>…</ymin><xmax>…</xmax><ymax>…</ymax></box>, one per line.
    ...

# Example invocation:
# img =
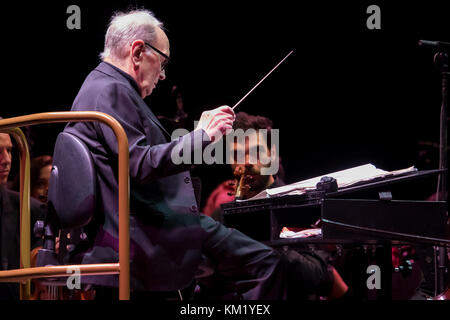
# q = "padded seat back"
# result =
<box><xmin>48</xmin><ymin>132</ymin><xmax>96</xmax><ymax>229</ymax></box>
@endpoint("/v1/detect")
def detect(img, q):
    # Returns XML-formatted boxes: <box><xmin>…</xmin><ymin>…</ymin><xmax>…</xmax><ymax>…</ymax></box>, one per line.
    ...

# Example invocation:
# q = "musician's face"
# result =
<box><xmin>31</xmin><ymin>164</ymin><xmax>52</xmax><ymax>203</ymax></box>
<box><xmin>0</xmin><ymin>133</ymin><xmax>12</xmax><ymax>185</ymax></box>
<box><xmin>230</xmin><ymin>132</ymin><xmax>274</xmax><ymax>198</ymax></box>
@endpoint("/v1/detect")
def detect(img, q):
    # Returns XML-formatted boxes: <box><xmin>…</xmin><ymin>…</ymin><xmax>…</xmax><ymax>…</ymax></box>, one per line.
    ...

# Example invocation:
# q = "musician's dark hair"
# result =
<box><xmin>233</xmin><ymin>112</ymin><xmax>273</xmax><ymax>148</ymax></box>
<box><xmin>11</xmin><ymin>155</ymin><xmax>53</xmax><ymax>195</ymax></box>
<box><xmin>30</xmin><ymin>155</ymin><xmax>53</xmax><ymax>187</ymax></box>
<box><xmin>233</xmin><ymin>112</ymin><xmax>272</xmax><ymax>130</ymax></box>
<box><xmin>231</xmin><ymin>112</ymin><xmax>284</xmax><ymax>181</ymax></box>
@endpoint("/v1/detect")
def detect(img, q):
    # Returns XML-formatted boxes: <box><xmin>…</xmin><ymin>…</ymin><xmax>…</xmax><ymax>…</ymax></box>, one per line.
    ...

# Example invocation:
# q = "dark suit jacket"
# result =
<box><xmin>65</xmin><ymin>62</ymin><xmax>212</xmax><ymax>291</ymax></box>
<box><xmin>0</xmin><ymin>186</ymin><xmax>46</xmax><ymax>299</ymax></box>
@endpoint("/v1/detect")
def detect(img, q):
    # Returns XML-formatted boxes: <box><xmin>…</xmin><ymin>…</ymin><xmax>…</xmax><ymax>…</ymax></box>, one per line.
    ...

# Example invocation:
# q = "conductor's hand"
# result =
<box><xmin>195</xmin><ymin>105</ymin><xmax>235</xmax><ymax>142</ymax></box>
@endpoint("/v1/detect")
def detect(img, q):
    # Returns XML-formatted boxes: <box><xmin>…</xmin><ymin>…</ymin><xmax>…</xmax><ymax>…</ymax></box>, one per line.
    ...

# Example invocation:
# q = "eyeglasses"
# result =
<box><xmin>144</xmin><ymin>42</ymin><xmax>170</xmax><ymax>71</ymax></box>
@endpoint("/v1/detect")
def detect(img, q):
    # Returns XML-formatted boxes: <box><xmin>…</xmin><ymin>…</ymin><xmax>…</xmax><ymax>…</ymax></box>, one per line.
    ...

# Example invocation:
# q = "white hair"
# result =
<box><xmin>99</xmin><ymin>9</ymin><xmax>164</xmax><ymax>61</ymax></box>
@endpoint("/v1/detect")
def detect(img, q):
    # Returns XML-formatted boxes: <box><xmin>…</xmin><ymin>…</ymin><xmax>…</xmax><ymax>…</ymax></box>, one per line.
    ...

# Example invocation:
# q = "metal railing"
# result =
<box><xmin>0</xmin><ymin>112</ymin><xmax>130</xmax><ymax>300</ymax></box>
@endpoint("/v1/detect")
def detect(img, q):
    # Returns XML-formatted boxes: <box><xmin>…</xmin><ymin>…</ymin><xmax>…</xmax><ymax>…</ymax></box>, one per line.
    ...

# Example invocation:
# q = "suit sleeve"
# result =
<box><xmin>93</xmin><ymin>82</ymin><xmax>211</xmax><ymax>184</ymax></box>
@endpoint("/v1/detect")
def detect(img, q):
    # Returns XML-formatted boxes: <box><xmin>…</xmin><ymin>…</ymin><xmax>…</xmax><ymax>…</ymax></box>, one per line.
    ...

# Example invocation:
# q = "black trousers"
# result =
<box><xmin>190</xmin><ymin>215</ymin><xmax>333</xmax><ymax>300</ymax></box>
<box><xmin>95</xmin><ymin>214</ymin><xmax>334</xmax><ymax>300</ymax></box>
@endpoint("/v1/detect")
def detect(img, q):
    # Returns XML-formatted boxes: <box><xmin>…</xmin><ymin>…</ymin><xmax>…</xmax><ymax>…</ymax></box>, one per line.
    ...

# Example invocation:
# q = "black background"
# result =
<box><xmin>2</xmin><ymin>0</ymin><xmax>449</xmax><ymax>208</ymax></box>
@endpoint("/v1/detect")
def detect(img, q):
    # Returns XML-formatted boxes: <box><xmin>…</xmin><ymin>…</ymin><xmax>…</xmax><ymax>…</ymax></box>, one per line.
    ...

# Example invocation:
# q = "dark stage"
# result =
<box><xmin>3</xmin><ymin>1</ymin><xmax>448</xmax><ymax>207</ymax></box>
<box><xmin>0</xmin><ymin>0</ymin><xmax>449</xmax><ymax>308</ymax></box>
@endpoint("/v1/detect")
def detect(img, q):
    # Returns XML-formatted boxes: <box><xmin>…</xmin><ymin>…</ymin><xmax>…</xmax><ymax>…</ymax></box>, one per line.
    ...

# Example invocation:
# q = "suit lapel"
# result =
<box><xmin>137</xmin><ymin>101</ymin><xmax>172</xmax><ymax>139</ymax></box>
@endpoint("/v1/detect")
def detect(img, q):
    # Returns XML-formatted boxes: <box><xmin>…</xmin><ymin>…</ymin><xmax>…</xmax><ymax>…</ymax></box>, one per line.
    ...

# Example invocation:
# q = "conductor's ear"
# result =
<box><xmin>130</xmin><ymin>40</ymin><xmax>145</xmax><ymax>65</ymax></box>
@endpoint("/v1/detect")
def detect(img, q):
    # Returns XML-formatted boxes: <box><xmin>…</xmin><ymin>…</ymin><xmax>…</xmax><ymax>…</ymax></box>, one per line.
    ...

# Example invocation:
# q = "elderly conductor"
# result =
<box><xmin>64</xmin><ymin>9</ymin><xmax>347</xmax><ymax>299</ymax></box>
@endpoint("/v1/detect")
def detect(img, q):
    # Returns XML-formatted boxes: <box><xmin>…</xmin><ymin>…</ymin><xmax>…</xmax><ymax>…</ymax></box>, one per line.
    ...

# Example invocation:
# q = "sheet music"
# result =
<box><xmin>244</xmin><ymin>164</ymin><xmax>417</xmax><ymax>201</ymax></box>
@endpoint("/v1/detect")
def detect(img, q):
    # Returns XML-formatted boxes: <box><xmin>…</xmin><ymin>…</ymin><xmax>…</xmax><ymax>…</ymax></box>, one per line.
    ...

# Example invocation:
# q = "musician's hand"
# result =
<box><xmin>195</xmin><ymin>105</ymin><xmax>235</xmax><ymax>141</ymax></box>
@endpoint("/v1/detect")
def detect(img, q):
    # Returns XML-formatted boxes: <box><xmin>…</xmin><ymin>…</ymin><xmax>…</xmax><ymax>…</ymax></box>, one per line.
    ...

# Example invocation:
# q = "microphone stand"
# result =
<box><xmin>421</xmin><ymin>41</ymin><xmax>449</xmax><ymax>296</ymax></box>
<box><xmin>436</xmin><ymin>49</ymin><xmax>449</xmax><ymax>297</ymax></box>
<box><xmin>432</xmin><ymin>51</ymin><xmax>449</xmax><ymax>204</ymax></box>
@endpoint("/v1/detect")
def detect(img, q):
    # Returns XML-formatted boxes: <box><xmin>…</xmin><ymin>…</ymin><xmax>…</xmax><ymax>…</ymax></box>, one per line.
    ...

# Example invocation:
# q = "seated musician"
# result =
<box><xmin>198</xmin><ymin>112</ymin><xmax>348</xmax><ymax>299</ymax></box>
<box><xmin>205</xmin><ymin>112</ymin><xmax>285</xmax><ymax>223</ymax></box>
<box><xmin>0</xmin><ymin>131</ymin><xmax>47</xmax><ymax>300</ymax></box>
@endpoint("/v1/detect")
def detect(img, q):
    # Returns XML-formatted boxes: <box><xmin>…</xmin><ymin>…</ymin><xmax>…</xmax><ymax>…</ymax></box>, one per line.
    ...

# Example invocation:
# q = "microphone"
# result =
<box><xmin>418</xmin><ymin>40</ymin><xmax>450</xmax><ymax>51</ymax></box>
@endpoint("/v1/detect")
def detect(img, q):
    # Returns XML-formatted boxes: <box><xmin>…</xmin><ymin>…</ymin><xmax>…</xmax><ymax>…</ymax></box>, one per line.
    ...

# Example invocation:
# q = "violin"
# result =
<box><xmin>228</xmin><ymin>167</ymin><xmax>253</xmax><ymax>200</ymax></box>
